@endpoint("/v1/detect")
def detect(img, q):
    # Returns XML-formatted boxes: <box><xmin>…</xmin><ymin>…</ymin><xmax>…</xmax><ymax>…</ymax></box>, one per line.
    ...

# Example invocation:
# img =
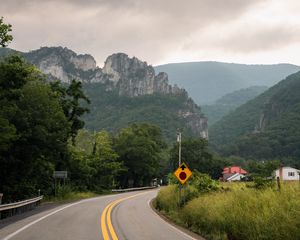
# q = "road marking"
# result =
<box><xmin>100</xmin><ymin>192</ymin><xmax>149</xmax><ymax>240</ymax></box>
<box><xmin>100</xmin><ymin>203</ymin><xmax>111</xmax><ymax>240</ymax></box>
<box><xmin>1</xmin><ymin>196</ymin><xmax>112</xmax><ymax>240</ymax></box>
<box><xmin>147</xmin><ymin>199</ymin><xmax>198</xmax><ymax>240</ymax></box>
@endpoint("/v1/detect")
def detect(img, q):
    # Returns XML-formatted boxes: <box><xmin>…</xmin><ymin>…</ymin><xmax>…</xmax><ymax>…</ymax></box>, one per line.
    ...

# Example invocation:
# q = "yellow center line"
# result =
<box><xmin>100</xmin><ymin>192</ymin><xmax>150</xmax><ymax>240</ymax></box>
<box><xmin>101</xmin><ymin>202</ymin><xmax>111</xmax><ymax>240</ymax></box>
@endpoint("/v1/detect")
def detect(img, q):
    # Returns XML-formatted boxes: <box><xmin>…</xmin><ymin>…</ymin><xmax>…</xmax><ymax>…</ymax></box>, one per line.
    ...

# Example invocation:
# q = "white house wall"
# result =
<box><xmin>275</xmin><ymin>167</ymin><xmax>300</xmax><ymax>181</ymax></box>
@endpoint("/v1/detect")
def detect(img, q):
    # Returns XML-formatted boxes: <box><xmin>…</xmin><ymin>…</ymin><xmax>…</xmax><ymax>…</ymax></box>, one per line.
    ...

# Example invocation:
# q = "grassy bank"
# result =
<box><xmin>42</xmin><ymin>185</ymin><xmax>104</xmax><ymax>203</ymax></box>
<box><xmin>155</xmin><ymin>182</ymin><xmax>300</xmax><ymax>240</ymax></box>
<box><xmin>44</xmin><ymin>191</ymin><xmax>100</xmax><ymax>203</ymax></box>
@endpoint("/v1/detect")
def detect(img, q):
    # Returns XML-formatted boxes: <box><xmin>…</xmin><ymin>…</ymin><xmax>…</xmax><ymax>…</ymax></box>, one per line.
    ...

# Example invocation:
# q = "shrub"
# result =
<box><xmin>252</xmin><ymin>176</ymin><xmax>275</xmax><ymax>189</ymax></box>
<box><xmin>56</xmin><ymin>184</ymin><xmax>73</xmax><ymax>199</ymax></box>
<box><xmin>190</xmin><ymin>171</ymin><xmax>220</xmax><ymax>193</ymax></box>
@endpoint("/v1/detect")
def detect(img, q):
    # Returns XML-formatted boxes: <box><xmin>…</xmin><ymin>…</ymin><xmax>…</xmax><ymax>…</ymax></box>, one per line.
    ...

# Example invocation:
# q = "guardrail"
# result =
<box><xmin>111</xmin><ymin>186</ymin><xmax>158</xmax><ymax>193</ymax></box>
<box><xmin>0</xmin><ymin>195</ymin><xmax>43</xmax><ymax>219</ymax></box>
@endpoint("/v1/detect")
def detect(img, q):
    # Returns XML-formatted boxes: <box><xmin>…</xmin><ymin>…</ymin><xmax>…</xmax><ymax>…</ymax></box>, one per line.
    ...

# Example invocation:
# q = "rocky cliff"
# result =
<box><xmin>102</xmin><ymin>53</ymin><xmax>184</xmax><ymax>97</ymax></box>
<box><xmin>25</xmin><ymin>47</ymin><xmax>100</xmax><ymax>83</ymax></box>
<box><xmin>25</xmin><ymin>48</ymin><xmax>185</xmax><ymax>97</ymax></box>
<box><xmin>0</xmin><ymin>47</ymin><xmax>208</xmax><ymax>139</ymax></box>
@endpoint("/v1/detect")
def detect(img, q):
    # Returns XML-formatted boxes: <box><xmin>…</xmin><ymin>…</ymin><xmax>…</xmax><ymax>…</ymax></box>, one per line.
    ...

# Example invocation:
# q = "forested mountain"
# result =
<box><xmin>209</xmin><ymin>71</ymin><xmax>300</xmax><ymax>165</ymax></box>
<box><xmin>155</xmin><ymin>62</ymin><xmax>300</xmax><ymax>104</ymax></box>
<box><xmin>202</xmin><ymin>86</ymin><xmax>268</xmax><ymax>125</ymax></box>
<box><xmin>0</xmin><ymin>47</ymin><xmax>208</xmax><ymax>142</ymax></box>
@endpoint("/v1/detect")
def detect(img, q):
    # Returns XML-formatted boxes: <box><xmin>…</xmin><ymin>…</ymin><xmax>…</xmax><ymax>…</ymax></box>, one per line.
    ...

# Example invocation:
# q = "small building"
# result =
<box><xmin>222</xmin><ymin>166</ymin><xmax>248</xmax><ymax>182</ymax></box>
<box><xmin>275</xmin><ymin>167</ymin><xmax>300</xmax><ymax>181</ymax></box>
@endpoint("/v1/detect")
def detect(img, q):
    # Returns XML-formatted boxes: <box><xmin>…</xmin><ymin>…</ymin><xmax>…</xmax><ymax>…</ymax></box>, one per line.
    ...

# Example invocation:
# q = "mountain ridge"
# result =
<box><xmin>0</xmin><ymin>47</ymin><xmax>208</xmax><ymax>140</ymax></box>
<box><xmin>155</xmin><ymin>62</ymin><xmax>300</xmax><ymax>104</ymax></box>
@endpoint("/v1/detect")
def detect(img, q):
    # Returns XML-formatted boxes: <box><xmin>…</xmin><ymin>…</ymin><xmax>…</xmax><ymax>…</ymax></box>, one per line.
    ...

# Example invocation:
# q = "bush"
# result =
<box><xmin>253</xmin><ymin>176</ymin><xmax>275</xmax><ymax>189</ymax></box>
<box><xmin>190</xmin><ymin>171</ymin><xmax>220</xmax><ymax>193</ymax></box>
<box><xmin>56</xmin><ymin>184</ymin><xmax>73</xmax><ymax>199</ymax></box>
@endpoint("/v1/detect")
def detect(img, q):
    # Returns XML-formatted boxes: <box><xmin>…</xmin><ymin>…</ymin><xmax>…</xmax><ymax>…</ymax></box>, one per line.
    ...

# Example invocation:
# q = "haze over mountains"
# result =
<box><xmin>155</xmin><ymin>62</ymin><xmax>300</xmax><ymax>104</ymax></box>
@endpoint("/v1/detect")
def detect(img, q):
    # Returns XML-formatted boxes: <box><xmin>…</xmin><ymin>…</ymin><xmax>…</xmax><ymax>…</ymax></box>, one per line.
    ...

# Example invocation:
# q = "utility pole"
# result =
<box><xmin>177</xmin><ymin>130</ymin><xmax>181</xmax><ymax>167</ymax></box>
<box><xmin>177</xmin><ymin>130</ymin><xmax>183</xmax><ymax>206</ymax></box>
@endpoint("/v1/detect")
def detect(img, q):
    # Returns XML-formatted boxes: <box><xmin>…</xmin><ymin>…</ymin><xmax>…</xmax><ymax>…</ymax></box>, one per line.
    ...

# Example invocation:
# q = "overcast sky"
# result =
<box><xmin>2</xmin><ymin>0</ymin><xmax>300</xmax><ymax>66</ymax></box>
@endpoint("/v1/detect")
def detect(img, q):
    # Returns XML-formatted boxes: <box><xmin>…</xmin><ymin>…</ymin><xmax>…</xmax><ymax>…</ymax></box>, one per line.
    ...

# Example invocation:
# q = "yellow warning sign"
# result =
<box><xmin>174</xmin><ymin>162</ymin><xmax>192</xmax><ymax>185</ymax></box>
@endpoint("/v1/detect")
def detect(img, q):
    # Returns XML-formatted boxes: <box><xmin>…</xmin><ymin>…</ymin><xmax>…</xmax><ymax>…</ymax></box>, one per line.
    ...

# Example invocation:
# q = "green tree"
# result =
<box><xmin>247</xmin><ymin>160</ymin><xmax>280</xmax><ymax>177</ymax></box>
<box><xmin>0</xmin><ymin>55</ymin><xmax>36</xmax><ymax>155</ymax></box>
<box><xmin>0</xmin><ymin>17</ymin><xmax>13</xmax><ymax>47</ymax></box>
<box><xmin>68</xmin><ymin>129</ymin><xmax>124</xmax><ymax>191</ymax></box>
<box><xmin>115</xmin><ymin>123</ymin><xmax>167</xmax><ymax>187</ymax></box>
<box><xmin>90</xmin><ymin>131</ymin><xmax>123</xmax><ymax>190</ymax></box>
<box><xmin>0</xmin><ymin>56</ymin><xmax>70</xmax><ymax>200</ymax></box>
<box><xmin>170</xmin><ymin>138</ymin><xmax>225</xmax><ymax>179</ymax></box>
<box><xmin>51</xmin><ymin>80</ymin><xmax>90</xmax><ymax>145</ymax></box>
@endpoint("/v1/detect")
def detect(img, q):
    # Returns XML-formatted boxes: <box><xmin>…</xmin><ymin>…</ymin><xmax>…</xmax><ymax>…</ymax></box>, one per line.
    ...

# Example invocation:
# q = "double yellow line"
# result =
<box><xmin>100</xmin><ymin>192</ymin><xmax>146</xmax><ymax>240</ymax></box>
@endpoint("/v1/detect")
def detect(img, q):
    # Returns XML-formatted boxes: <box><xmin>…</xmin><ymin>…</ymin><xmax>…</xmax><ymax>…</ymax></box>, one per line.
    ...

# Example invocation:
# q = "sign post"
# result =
<box><xmin>53</xmin><ymin>171</ymin><xmax>68</xmax><ymax>196</ymax></box>
<box><xmin>174</xmin><ymin>162</ymin><xmax>192</xmax><ymax>206</ymax></box>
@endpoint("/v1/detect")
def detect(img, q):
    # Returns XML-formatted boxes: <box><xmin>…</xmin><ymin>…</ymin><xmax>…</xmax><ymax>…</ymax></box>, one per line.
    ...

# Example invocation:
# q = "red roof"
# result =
<box><xmin>222</xmin><ymin>166</ymin><xmax>248</xmax><ymax>174</ymax></box>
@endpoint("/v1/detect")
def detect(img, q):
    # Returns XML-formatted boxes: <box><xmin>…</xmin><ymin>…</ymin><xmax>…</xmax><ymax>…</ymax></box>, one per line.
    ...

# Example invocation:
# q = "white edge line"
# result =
<box><xmin>1</xmin><ymin>195</ymin><xmax>112</xmax><ymax>240</ymax></box>
<box><xmin>147</xmin><ymin>199</ymin><xmax>198</xmax><ymax>240</ymax></box>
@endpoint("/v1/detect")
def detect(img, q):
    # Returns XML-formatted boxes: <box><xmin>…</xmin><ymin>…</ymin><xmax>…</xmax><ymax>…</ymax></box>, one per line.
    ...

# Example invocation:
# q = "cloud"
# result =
<box><xmin>2</xmin><ymin>0</ymin><xmax>300</xmax><ymax>65</ymax></box>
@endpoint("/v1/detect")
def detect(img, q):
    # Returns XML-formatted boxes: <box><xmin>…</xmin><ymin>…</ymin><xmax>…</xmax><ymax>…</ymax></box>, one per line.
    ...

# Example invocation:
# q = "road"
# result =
<box><xmin>0</xmin><ymin>189</ymin><xmax>201</xmax><ymax>240</ymax></box>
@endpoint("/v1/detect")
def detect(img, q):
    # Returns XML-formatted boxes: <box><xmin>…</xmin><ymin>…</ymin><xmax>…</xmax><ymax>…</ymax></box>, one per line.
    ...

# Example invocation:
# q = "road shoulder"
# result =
<box><xmin>149</xmin><ymin>198</ymin><xmax>205</xmax><ymax>240</ymax></box>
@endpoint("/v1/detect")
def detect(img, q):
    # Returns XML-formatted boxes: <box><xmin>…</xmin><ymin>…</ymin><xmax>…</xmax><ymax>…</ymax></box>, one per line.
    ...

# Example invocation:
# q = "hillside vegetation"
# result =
<box><xmin>202</xmin><ymin>86</ymin><xmax>268</xmax><ymax>125</ymax></box>
<box><xmin>210</xmin><ymin>71</ymin><xmax>300</xmax><ymax>165</ymax></box>
<box><xmin>82</xmin><ymin>83</ymin><xmax>202</xmax><ymax>142</ymax></box>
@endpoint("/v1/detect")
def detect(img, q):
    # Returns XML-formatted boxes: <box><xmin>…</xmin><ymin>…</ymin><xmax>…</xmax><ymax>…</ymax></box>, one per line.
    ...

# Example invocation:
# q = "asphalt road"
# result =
<box><xmin>0</xmin><ymin>189</ymin><xmax>201</xmax><ymax>240</ymax></box>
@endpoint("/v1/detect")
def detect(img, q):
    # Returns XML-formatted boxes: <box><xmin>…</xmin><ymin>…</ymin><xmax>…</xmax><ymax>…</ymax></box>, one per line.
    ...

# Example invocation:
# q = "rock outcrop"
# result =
<box><xmin>0</xmin><ymin>47</ymin><xmax>208</xmax><ymax>139</ymax></box>
<box><xmin>25</xmin><ymin>47</ymin><xmax>100</xmax><ymax>83</ymax></box>
<box><xmin>102</xmin><ymin>53</ymin><xmax>185</xmax><ymax>97</ymax></box>
<box><xmin>24</xmin><ymin>48</ymin><xmax>186</xmax><ymax>97</ymax></box>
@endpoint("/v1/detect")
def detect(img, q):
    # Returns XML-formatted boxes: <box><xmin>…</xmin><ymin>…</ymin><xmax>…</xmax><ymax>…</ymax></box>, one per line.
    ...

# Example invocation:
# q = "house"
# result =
<box><xmin>222</xmin><ymin>166</ymin><xmax>248</xmax><ymax>182</ymax></box>
<box><xmin>275</xmin><ymin>167</ymin><xmax>300</xmax><ymax>181</ymax></box>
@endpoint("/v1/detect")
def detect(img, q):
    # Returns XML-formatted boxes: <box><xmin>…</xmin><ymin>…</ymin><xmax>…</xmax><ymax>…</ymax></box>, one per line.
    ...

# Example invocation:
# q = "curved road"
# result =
<box><xmin>0</xmin><ymin>189</ymin><xmax>201</xmax><ymax>240</ymax></box>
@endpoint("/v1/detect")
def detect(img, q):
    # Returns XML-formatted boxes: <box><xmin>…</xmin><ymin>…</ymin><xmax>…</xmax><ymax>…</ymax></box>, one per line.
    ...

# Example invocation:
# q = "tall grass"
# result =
<box><xmin>156</xmin><ymin>183</ymin><xmax>300</xmax><ymax>240</ymax></box>
<box><xmin>44</xmin><ymin>185</ymin><xmax>99</xmax><ymax>203</ymax></box>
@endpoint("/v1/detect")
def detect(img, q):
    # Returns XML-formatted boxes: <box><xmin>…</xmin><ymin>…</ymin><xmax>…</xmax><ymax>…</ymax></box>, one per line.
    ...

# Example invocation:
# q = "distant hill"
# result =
<box><xmin>155</xmin><ymin>62</ymin><xmax>300</xmax><ymax>104</ymax></box>
<box><xmin>202</xmin><ymin>86</ymin><xmax>268</xmax><ymax>125</ymax></box>
<box><xmin>209</xmin><ymin>70</ymin><xmax>300</xmax><ymax>164</ymax></box>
